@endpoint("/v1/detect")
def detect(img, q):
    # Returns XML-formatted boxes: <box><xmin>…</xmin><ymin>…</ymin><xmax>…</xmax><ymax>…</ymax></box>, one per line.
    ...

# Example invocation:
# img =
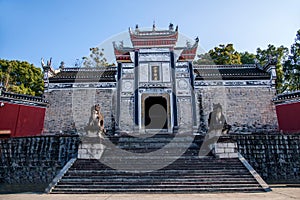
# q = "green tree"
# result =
<box><xmin>194</xmin><ymin>44</ymin><xmax>242</xmax><ymax>65</ymax></box>
<box><xmin>208</xmin><ymin>44</ymin><xmax>242</xmax><ymax>65</ymax></box>
<box><xmin>256</xmin><ymin>44</ymin><xmax>289</xmax><ymax>93</ymax></box>
<box><xmin>193</xmin><ymin>52</ymin><xmax>215</xmax><ymax>65</ymax></box>
<box><xmin>82</xmin><ymin>47</ymin><xmax>112</xmax><ymax>67</ymax></box>
<box><xmin>0</xmin><ymin>59</ymin><xmax>44</xmax><ymax>96</ymax></box>
<box><xmin>283</xmin><ymin>29</ymin><xmax>300</xmax><ymax>91</ymax></box>
<box><xmin>240</xmin><ymin>51</ymin><xmax>256</xmax><ymax>64</ymax></box>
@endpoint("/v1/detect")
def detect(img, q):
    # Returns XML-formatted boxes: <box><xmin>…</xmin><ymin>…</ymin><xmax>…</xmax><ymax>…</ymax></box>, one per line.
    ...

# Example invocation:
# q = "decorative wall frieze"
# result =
<box><xmin>138</xmin><ymin>88</ymin><xmax>172</xmax><ymax>94</ymax></box>
<box><xmin>139</xmin><ymin>82</ymin><xmax>172</xmax><ymax>88</ymax></box>
<box><xmin>122</xmin><ymin>63</ymin><xmax>135</xmax><ymax>68</ymax></box>
<box><xmin>138</xmin><ymin>52</ymin><xmax>170</xmax><ymax>62</ymax></box>
<box><xmin>177</xmin><ymin>97</ymin><xmax>191</xmax><ymax>102</ymax></box>
<box><xmin>194</xmin><ymin>80</ymin><xmax>270</xmax><ymax>87</ymax></box>
<box><xmin>48</xmin><ymin>82</ymin><xmax>117</xmax><ymax>90</ymax></box>
<box><xmin>121</xmin><ymin>92</ymin><xmax>134</xmax><ymax>96</ymax></box>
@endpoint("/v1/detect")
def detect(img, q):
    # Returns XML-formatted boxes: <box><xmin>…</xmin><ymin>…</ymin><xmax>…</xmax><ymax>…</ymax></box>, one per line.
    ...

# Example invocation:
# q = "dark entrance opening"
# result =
<box><xmin>145</xmin><ymin>96</ymin><xmax>168</xmax><ymax>129</ymax></box>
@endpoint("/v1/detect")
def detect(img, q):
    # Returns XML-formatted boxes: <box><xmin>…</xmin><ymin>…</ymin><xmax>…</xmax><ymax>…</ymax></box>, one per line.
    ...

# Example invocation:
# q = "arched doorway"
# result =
<box><xmin>144</xmin><ymin>96</ymin><xmax>168</xmax><ymax>130</ymax></box>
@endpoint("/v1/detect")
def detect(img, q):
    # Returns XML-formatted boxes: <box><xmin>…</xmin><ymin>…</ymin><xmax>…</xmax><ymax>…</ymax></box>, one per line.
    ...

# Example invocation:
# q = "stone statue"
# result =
<box><xmin>198</xmin><ymin>103</ymin><xmax>232</xmax><ymax>157</ymax></box>
<box><xmin>88</xmin><ymin>104</ymin><xmax>105</xmax><ymax>134</ymax></box>
<box><xmin>208</xmin><ymin>103</ymin><xmax>231</xmax><ymax>136</ymax></box>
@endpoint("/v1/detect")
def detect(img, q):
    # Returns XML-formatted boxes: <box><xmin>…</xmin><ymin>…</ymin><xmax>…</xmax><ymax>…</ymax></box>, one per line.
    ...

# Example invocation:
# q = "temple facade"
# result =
<box><xmin>42</xmin><ymin>24</ymin><xmax>278</xmax><ymax>135</ymax></box>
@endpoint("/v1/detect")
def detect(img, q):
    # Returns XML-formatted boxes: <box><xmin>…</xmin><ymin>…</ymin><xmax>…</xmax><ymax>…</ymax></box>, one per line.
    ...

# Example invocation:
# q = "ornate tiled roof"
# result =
<box><xmin>129</xmin><ymin>25</ymin><xmax>178</xmax><ymax>49</ymax></box>
<box><xmin>49</xmin><ymin>67</ymin><xmax>117</xmax><ymax>83</ymax></box>
<box><xmin>273</xmin><ymin>90</ymin><xmax>300</xmax><ymax>104</ymax></box>
<box><xmin>176</xmin><ymin>40</ymin><xmax>198</xmax><ymax>61</ymax></box>
<box><xmin>0</xmin><ymin>90</ymin><xmax>47</xmax><ymax>107</ymax></box>
<box><xmin>113</xmin><ymin>42</ymin><xmax>133</xmax><ymax>63</ymax></box>
<box><xmin>193</xmin><ymin>65</ymin><xmax>270</xmax><ymax>80</ymax></box>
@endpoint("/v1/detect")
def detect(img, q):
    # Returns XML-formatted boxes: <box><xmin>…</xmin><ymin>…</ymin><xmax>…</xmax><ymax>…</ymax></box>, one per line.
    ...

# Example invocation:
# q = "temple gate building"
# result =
<box><xmin>1</xmin><ymin>24</ymin><xmax>289</xmax><ymax>194</ymax></box>
<box><xmin>42</xmin><ymin>24</ymin><xmax>278</xmax><ymax>135</ymax></box>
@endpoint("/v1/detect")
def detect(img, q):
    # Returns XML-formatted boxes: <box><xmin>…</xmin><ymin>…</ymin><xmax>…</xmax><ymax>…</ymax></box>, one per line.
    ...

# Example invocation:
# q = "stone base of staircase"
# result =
<box><xmin>48</xmin><ymin>134</ymin><xmax>270</xmax><ymax>193</ymax></box>
<box><xmin>78</xmin><ymin>130</ymin><xmax>105</xmax><ymax>159</ymax></box>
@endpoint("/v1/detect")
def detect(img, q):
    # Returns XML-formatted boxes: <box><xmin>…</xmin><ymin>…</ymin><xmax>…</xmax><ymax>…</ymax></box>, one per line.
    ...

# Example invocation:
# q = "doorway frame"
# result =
<box><xmin>139</xmin><ymin>92</ymin><xmax>173</xmax><ymax>133</ymax></box>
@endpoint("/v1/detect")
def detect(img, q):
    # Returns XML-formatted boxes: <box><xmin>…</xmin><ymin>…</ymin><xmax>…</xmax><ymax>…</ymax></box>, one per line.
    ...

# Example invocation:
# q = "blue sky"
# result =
<box><xmin>1</xmin><ymin>0</ymin><xmax>300</xmax><ymax>68</ymax></box>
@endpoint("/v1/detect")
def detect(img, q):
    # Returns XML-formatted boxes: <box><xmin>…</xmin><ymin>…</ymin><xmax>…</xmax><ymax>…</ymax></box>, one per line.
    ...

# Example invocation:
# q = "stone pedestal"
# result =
<box><xmin>78</xmin><ymin>130</ymin><xmax>105</xmax><ymax>159</ymax></box>
<box><xmin>210</xmin><ymin>141</ymin><xmax>238</xmax><ymax>159</ymax></box>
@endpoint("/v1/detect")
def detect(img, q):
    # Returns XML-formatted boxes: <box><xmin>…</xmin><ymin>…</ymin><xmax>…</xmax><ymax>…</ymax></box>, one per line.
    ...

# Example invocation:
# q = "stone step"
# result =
<box><xmin>74</xmin><ymin>158</ymin><xmax>242</xmax><ymax>163</ymax></box>
<box><xmin>49</xmin><ymin>135</ymin><xmax>266</xmax><ymax>194</ymax></box>
<box><xmin>66</xmin><ymin>169</ymin><xmax>249</xmax><ymax>175</ymax></box>
<box><xmin>100</xmin><ymin>149</ymin><xmax>201</xmax><ymax>155</ymax></box>
<box><xmin>55</xmin><ymin>183</ymin><xmax>261</xmax><ymax>188</ymax></box>
<box><xmin>69</xmin><ymin>166</ymin><xmax>247</xmax><ymax>171</ymax></box>
<box><xmin>73</xmin><ymin>159</ymin><xmax>244</xmax><ymax>169</ymax></box>
<box><xmin>62</xmin><ymin>175</ymin><xmax>254</xmax><ymax>181</ymax></box>
<box><xmin>51</xmin><ymin>186</ymin><xmax>264</xmax><ymax>193</ymax></box>
<box><xmin>72</xmin><ymin>160</ymin><xmax>244</xmax><ymax>166</ymax></box>
<box><xmin>59</xmin><ymin>178</ymin><xmax>256</xmax><ymax>183</ymax></box>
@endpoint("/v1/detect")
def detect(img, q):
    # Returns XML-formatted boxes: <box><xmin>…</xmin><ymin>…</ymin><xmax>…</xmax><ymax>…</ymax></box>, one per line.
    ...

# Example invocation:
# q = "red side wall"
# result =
<box><xmin>0</xmin><ymin>102</ymin><xmax>46</xmax><ymax>137</ymax></box>
<box><xmin>276</xmin><ymin>102</ymin><xmax>300</xmax><ymax>133</ymax></box>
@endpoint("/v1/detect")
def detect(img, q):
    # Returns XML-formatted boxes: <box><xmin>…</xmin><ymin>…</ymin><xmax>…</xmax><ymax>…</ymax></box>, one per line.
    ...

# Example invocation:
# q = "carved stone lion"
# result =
<box><xmin>88</xmin><ymin>104</ymin><xmax>105</xmax><ymax>134</ymax></box>
<box><xmin>208</xmin><ymin>103</ymin><xmax>231</xmax><ymax>135</ymax></box>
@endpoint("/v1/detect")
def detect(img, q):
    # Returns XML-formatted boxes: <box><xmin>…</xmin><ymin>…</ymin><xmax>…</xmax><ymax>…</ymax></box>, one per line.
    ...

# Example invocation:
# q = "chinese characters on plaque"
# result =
<box><xmin>151</xmin><ymin>66</ymin><xmax>160</xmax><ymax>81</ymax></box>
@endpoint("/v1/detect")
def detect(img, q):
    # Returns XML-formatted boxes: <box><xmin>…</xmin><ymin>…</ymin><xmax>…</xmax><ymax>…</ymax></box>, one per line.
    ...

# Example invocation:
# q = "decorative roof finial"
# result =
<box><xmin>59</xmin><ymin>61</ymin><xmax>65</xmax><ymax>69</ymax></box>
<box><xmin>41</xmin><ymin>58</ymin><xmax>45</xmax><ymax>67</ymax></box>
<box><xmin>135</xmin><ymin>24</ymin><xmax>139</xmax><ymax>33</ymax></box>
<box><xmin>169</xmin><ymin>23</ymin><xmax>174</xmax><ymax>31</ymax></box>
<box><xmin>45</xmin><ymin>57</ymin><xmax>52</xmax><ymax>67</ymax></box>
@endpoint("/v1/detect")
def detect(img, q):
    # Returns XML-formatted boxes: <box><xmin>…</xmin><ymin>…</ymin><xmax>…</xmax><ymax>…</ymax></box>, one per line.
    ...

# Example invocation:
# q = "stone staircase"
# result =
<box><xmin>49</xmin><ymin>133</ymin><xmax>268</xmax><ymax>193</ymax></box>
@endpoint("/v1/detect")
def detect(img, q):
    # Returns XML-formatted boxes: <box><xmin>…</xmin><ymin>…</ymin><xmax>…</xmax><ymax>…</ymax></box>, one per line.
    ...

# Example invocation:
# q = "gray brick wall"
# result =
<box><xmin>196</xmin><ymin>87</ymin><xmax>278</xmax><ymax>133</ymax></box>
<box><xmin>118</xmin><ymin>96</ymin><xmax>137</xmax><ymax>131</ymax></box>
<box><xmin>44</xmin><ymin>89</ymin><xmax>116</xmax><ymax>134</ymax></box>
<box><xmin>177</xmin><ymin>98</ymin><xmax>193</xmax><ymax>129</ymax></box>
<box><xmin>44</xmin><ymin>86</ymin><xmax>277</xmax><ymax>134</ymax></box>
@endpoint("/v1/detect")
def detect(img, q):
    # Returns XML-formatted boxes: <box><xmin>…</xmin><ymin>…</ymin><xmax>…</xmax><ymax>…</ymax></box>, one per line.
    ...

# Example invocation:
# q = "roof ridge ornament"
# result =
<box><xmin>152</xmin><ymin>21</ymin><xmax>156</xmax><ymax>31</ymax></box>
<box><xmin>135</xmin><ymin>24</ymin><xmax>139</xmax><ymax>33</ymax></box>
<box><xmin>169</xmin><ymin>23</ymin><xmax>174</xmax><ymax>31</ymax></box>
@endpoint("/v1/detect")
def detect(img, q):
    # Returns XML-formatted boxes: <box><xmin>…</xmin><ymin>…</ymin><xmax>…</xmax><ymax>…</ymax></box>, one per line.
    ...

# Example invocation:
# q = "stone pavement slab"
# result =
<box><xmin>0</xmin><ymin>187</ymin><xmax>299</xmax><ymax>200</ymax></box>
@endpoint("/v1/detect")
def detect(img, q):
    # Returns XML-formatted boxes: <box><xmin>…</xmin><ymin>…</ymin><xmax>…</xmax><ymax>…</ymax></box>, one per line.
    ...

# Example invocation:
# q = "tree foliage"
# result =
<box><xmin>194</xmin><ymin>44</ymin><xmax>242</xmax><ymax>65</ymax></box>
<box><xmin>208</xmin><ymin>44</ymin><xmax>242</xmax><ymax>65</ymax></box>
<box><xmin>194</xmin><ymin>42</ymin><xmax>293</xmax><ymax>93</ymax></box>
<box><xmin>240</xmin><ymin>51</ymin><xmax>256</xmax><ymax>64</ymax></box>
<box><xmin>256</xmin><ymin>44</ymin><xmax>289</xmax><ymax>92</ymax></box>
<box><xmin>0</xmin><ymin>59</ymin><xmax>44</xmax><ymax>96</ymax></box>
<box><xmin>283</xmin><ymin>29</ymin><xmax>300</xmax><ymax>91</ymax></box>
<box><xmin>193</xmin><ymin>53</ymin><xmax>215</xmax><ymax>65</ymax></box>
<box><xmin>82</xmin><ymin>47</ymin><xmax>112</xmax><ymax>67</ymax></box>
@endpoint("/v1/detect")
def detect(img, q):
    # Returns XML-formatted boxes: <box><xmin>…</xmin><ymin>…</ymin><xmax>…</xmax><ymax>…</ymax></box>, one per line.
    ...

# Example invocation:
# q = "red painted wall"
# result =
<box><xmin>0</xmin><ymin>102</ymin><xmax>46</xmax><ymax>137</ymax></box>
<box><xmin>276</xmin><ymin>102</ymin><xmax>300</xmax><ymax>133</ymax></box>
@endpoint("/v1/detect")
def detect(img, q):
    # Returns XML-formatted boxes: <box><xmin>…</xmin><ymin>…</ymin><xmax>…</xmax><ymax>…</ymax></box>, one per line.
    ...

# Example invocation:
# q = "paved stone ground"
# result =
<box><xmin>1</xmin><ymin>187</ymin><xmax>299</xmax><ymax>200</ymax></box>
